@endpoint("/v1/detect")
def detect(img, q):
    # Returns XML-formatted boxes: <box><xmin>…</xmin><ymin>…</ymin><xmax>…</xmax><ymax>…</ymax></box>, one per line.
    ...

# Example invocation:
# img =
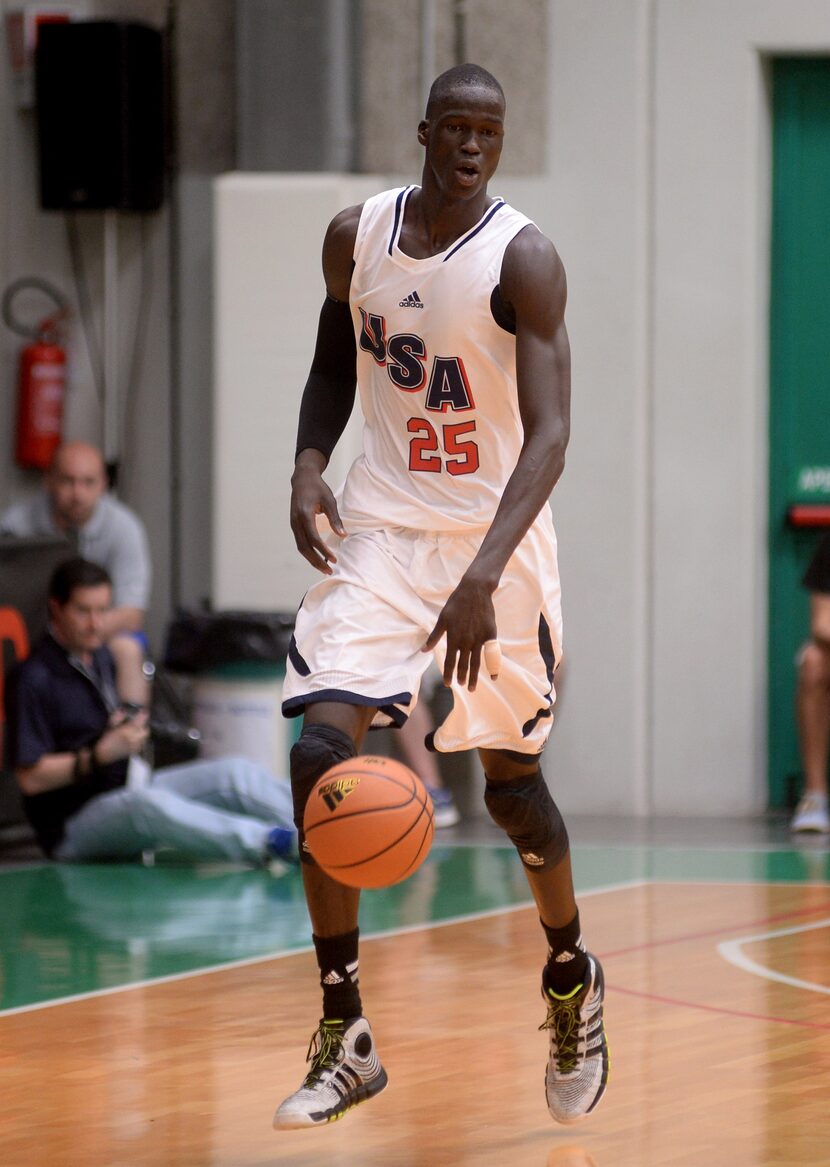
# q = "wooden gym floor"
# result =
<box><xmin>0</xmin><ymin>817</ymin><xmax>828</xmax><ymax>1166</ymax></box>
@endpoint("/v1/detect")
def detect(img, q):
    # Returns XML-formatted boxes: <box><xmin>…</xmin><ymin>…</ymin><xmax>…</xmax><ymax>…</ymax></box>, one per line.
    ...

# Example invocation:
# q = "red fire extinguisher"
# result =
<box><xmin>3</xmin><ymin>277</ymin><xmax>69</xmax><ymax>470</ymax></box>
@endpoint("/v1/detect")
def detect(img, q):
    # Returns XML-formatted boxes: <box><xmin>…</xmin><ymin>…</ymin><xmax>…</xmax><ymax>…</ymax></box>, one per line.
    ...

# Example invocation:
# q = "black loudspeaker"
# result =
<box><xmin>35</xmin><ymin>21</ymin><xmax>166</xmax><ymax>212</ymax></box>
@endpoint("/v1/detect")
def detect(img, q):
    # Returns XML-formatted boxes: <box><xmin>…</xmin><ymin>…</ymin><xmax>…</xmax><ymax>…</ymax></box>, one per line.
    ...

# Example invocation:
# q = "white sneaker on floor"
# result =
<box><xmin>790</xmin><ymin>792</ymin><xmax>830</xmax><ymax>833</ymax></box>
<box><xmin>273</xmin><ymin>1016</ymin><xmax>387</xmax><ymax>1129</ymax></box>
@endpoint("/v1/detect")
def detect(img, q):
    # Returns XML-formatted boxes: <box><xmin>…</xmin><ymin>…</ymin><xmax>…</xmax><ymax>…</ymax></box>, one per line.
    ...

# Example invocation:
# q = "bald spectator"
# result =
<box><xmin>0</xmin><ymin>442</ymin><xmax>151</xmax><ymax>706</ymax></box>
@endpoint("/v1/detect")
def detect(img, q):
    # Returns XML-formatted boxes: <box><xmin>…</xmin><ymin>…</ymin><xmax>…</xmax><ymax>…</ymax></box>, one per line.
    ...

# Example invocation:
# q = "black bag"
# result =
<box><xmin>163</xmin><ymin>610</ymin><xmax>295</xmax><ymax>675</ymax></box>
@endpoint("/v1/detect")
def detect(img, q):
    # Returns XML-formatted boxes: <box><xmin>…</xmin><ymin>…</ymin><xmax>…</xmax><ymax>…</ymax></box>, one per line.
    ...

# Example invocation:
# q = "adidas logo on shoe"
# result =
<box><xmin>399</xmin><ymin>290</ymin><xmax>424</xmax><ymax>308</ymax></box>
<box><xmin>555</xmin><ymin>950</ymin><xmax>576</xmax><ymax>963</ymax></box>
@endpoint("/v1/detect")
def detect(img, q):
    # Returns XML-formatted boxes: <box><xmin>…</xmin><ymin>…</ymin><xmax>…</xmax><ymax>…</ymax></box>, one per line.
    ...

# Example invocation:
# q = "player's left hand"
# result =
<box><xmin>422</xmin><ymin>577</ymin><xmax>498</xmax><ymax>691</ymax></box>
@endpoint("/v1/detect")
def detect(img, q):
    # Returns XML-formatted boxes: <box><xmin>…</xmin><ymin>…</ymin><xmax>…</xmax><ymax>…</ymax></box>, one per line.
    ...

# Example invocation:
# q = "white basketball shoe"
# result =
<box><xmin>273</xmin><ymin>1016</ymin><xmax>387</xmax><ymax>1129</ymax></box>
<box><xmin>540</xmin><ymin>954</ymin><xmax>609</xmax><ymax>1124</ymax></box>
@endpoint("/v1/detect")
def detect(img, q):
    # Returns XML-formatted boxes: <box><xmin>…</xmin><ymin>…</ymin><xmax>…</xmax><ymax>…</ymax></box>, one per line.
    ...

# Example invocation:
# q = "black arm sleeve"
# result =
<box><xmin>295</xmin><ymin>295</ymin><xmax>358</xmax><ymax>463</ymax></box>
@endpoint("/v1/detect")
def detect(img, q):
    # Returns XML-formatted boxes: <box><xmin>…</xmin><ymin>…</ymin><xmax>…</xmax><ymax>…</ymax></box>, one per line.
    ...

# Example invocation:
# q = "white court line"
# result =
<box><xmin>437</xmin><ymin>838</ymin><xmax>828</xmax><ymax>854</ymax></box>
<box><xmin>717</xmin><ymin>917</ymin><xmax>830</xmax><ymax>996</ymax></box>
<box><xmin>0</xmin><ymin>877</ymin><xmax>645</xmax><ymax>1018</ymax></box>
<box><xmin>652</xmin><ymin>878</ymin><xmax>830</xmax><ymax>888</ymax></box>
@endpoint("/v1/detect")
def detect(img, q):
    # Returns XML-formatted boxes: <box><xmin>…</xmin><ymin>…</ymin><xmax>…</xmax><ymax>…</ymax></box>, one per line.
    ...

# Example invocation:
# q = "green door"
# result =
<box><xmin>769</xmin><ymin>58</ymin><xmax>830</xmax><ymax>808</ymax></box>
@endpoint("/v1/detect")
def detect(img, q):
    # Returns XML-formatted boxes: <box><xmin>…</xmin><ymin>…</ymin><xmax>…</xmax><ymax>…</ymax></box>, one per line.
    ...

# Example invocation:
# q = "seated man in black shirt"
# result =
<box><xmin>5</xmin><ymin>557</ymin><xmax>297</xmax><ymax>864</ymax></box>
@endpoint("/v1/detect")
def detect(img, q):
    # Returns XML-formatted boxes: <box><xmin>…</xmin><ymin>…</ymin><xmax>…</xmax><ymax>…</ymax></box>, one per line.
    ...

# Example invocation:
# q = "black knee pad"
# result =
<box><xmin>484</xmin><ymin>769</ymin><xmax>569</xmax><ymax>871</ymax></box>
<box><xmin>290</xmin><ymin>724</ymin><xmax>356</xmax><ymax>864</ymax></box>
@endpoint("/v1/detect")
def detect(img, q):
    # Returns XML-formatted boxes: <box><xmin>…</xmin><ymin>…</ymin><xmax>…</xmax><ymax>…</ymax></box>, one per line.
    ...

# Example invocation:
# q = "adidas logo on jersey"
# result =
<box><xmin>399</xmin><ymin>290</ymin><xmax>424</xmax><ymax>308</ymax></box>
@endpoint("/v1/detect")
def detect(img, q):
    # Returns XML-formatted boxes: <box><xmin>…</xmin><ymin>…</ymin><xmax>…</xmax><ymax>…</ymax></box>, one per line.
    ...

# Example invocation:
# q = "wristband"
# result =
<box><xmin>73</xmin><ymin>747</ymin><xmax>92</xmax><ymax>782</ymax></box>
<box><xmin>74</xmin><ymin>738</ymin><xmax>102</xmax><ymax>783</ymax></box>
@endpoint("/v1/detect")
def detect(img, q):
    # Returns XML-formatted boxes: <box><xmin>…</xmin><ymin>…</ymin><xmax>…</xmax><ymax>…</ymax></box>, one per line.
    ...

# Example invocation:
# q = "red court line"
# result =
<box><xmin>599</xmin><ymin>897</ymin><xmax>830</xmax><ymax>961</ymax></box>
<box><xmin>607</xmin><ymin>982</ymin><xmax>830</xmax><ymax>1031</ymax></box>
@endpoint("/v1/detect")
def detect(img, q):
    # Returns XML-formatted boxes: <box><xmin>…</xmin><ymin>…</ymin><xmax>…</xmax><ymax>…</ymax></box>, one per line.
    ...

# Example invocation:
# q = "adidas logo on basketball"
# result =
<box><xmin>399</xmin><ymin>290</ymin><xmax>424</xmax><ymax>308</ymax></box>
<box><xmin>318</xmin><ymin>776</ymin><xmax>361</xmax><ymax>812</ymax></box>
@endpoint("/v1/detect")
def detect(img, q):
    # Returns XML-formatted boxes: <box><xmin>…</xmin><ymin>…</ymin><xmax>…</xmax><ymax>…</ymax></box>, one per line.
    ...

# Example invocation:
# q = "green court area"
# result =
<box><xmin>1</xmin><ymin>843</ymin><xmax>827</xmax><ymax>1012</ymax></box>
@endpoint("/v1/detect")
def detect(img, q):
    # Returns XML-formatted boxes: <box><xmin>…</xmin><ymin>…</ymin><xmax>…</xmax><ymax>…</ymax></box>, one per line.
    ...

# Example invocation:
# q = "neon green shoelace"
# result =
<box><xmin>539</xmin><ymin>998</ymin><xmax>581</xmax><ymax>1073</ymax></box>
<box><xmin>303</xmin><ymin>1023</ymin><xmax>344</xmax><ymax>1085</ymax></box>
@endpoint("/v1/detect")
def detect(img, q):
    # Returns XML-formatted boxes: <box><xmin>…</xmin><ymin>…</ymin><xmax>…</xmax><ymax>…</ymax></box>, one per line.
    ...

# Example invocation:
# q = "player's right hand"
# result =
<box><xmin>290</xmin><ymin>458</ymin><xmax>346</xmax><ymax>575</ymax></box>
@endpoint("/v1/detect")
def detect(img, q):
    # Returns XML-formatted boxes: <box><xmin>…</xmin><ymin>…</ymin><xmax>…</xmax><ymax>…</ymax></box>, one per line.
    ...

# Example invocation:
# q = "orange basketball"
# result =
<box><xmin>303</xmin><ymin>755</ymin><xmax>435</xmax><ymax>889</ymax></box>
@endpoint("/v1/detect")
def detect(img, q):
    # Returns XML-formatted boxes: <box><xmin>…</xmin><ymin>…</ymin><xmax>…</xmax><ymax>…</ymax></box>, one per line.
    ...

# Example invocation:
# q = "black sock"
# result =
<box><xmin>313</xmin><ymin>928</ymin><xmax>362</xmax><ymax>1020</ymax></box>
<box><xmin>541</xmin><ymin>912</ymin><xmax>589</xmax><ymax>995</ymax></box>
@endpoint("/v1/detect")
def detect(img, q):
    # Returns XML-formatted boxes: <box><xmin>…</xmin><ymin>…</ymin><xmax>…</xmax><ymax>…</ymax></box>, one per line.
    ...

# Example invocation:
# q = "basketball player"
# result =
<box><xmin>275</xmin><ymin>64</ymin><xmax>608</xmax><ymax>1129</ymax></box>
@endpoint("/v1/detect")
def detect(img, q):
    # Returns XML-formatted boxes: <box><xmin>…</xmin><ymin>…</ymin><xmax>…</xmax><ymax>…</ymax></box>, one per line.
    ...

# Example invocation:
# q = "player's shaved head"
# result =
<box><xmin>425</xmin><ymin>64</ymin><xmax>505</xmax><ymax>120</ymax></box>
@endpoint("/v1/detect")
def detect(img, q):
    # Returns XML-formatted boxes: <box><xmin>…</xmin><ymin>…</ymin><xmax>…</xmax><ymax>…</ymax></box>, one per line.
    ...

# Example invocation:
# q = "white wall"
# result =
<box><xmin>536</xmin><ymin>1</ymin><xmax>654</xmax><ymax>815</ymax></box>
<box><xmin>212</xmin><ymin>0</ymin><xmax>830</xmax><ymax>816</ymax></box>
<box><xmin>647</xmin><ymin>0</ymin><xmax>830</xmax><ymax>813</ymax></box>
<box><xmin>542</xmin><ymin>0</ymin><xmax>830</xmax><ymax>816</ymax></box>
<box><xmin>212</xmin><ymin>173</ymin><xmax>381</xmax><ymax>613</ymax></box>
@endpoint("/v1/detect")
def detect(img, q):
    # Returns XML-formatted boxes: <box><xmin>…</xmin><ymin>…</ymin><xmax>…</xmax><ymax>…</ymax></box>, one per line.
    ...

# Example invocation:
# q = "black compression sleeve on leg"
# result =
<box><xmin>290</xmin><ymin>724</ymin><xmax>357</xmax><ymax>864</ymax></box>
<box><xmin>295</xmin><ymin>296</ymin><xmax>357</xmax><ymax>462</ymax></box>
<box><xmin>483</xmin><ymin>769</ymin><xmax>570</xmax><ymax>871</ymax></box>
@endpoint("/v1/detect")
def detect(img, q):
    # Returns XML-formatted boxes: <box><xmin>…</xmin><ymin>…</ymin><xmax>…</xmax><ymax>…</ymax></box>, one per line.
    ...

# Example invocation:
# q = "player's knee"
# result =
<box><xmin>290</xmin><ymin>724</ymin><xmax>356</xmax><ymax>863</ymax></box>
<box><xmin>483</xmin><ymin>769</ymin><xmax>569</xmax><ymax>872</ymax></box>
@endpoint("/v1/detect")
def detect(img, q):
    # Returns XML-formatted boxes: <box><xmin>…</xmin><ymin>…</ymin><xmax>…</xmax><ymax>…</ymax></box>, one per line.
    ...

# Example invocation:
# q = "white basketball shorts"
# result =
<box><xmin>282</xmin><ymin>518</ymin><xmax>563</xmax><ymax>756</ymax></box>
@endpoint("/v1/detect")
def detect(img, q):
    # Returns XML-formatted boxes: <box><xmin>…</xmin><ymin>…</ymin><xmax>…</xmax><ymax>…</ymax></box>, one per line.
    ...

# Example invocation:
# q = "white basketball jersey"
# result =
<box><xmin>340</xmin><ymin>185</ymin><xmax>540</xmax><ymax>533</ymax></box>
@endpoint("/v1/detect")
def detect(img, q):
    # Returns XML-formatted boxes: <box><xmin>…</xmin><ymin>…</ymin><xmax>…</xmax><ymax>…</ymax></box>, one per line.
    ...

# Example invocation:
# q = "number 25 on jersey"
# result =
<box><xmin>359</xmin><ymin>308</ymin><xmax>480</xmax><ymax>476</ymax></box>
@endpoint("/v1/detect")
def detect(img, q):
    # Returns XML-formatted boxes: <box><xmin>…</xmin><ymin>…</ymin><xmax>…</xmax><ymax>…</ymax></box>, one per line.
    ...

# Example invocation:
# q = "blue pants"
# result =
<box><xmin>53</xmin><ymin>757</ymin><xmax>295</xmax><ymax>864</ymax></box>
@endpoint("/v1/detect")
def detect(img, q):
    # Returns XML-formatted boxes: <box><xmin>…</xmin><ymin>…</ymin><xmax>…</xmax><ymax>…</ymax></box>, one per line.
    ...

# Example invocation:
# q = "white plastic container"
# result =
<box><xmin>192</xmin><ymin>674</ymin><xmax>293</xmax><ymax>777</ymax></box>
